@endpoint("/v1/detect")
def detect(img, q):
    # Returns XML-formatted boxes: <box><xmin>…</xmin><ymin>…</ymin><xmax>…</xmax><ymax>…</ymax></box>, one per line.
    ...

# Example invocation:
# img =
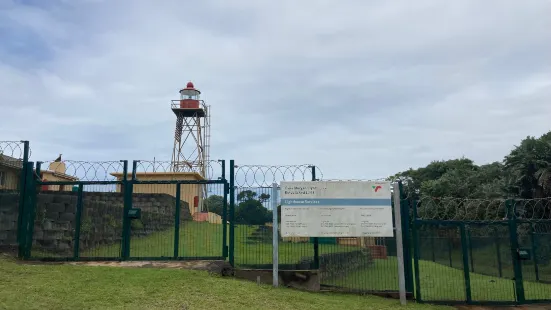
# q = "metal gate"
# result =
<box><xmin>413</xmin><ymin>198</ymin><xmax>551</xmax><ymax>305</ymax></box>
<box><xmin>18</xmin><ymin>159</ymin><xmax>229</xmax><ymax>262</ymax></box>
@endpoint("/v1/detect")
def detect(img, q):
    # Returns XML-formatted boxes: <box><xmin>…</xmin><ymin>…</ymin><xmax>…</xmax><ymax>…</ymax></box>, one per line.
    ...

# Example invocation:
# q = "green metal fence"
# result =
<box><xmin>10</xmin><ymin>140</ymin><xmax>551</xmax><ymax>305</ymax></box>
<box><xmin>229</xmin><ymin>162</ymin><xmax>414</xmax><ymax>297</ymax></box>
<box><xmin>0</xmin><ymin>141</ymin><xmax>29</xmax><ymax>257</ymax></box>
<box><xmin>230</xmin><ymin>163</ymin><xmax>321</xmax><ymax>270</ymax></box>
<box><xmin>16</xmin><ymin>159</ymin><xmax>228</xmax><ymax>261</ymax></box>
<box><xmin>413</xmin><ymin>197</ymin><xmax>551</xmax><ymax>305</ymax></box>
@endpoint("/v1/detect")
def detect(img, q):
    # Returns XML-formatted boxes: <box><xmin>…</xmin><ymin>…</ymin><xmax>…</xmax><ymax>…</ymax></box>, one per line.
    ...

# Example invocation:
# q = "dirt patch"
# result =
<box><xmin>15</xmin><ymin>259</ymin><xmax>234</xmax><ymax>276</ymax></box>
<box><xmin>71</xmin><ymin>260</ymin><xmax>233</xmax><ymax>275</ymax></box>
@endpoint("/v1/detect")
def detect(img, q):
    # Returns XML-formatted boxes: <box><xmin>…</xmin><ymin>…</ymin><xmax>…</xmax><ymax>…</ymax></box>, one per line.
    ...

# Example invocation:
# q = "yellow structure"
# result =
<box><xmin>40</xmin><ymin>162</ymin><xmax>78</xmax><ymax>191</ymax></box>
<box><xmin>110</xmin><ymin>172</ymin><xmax>204</xmax><ymax>216</ymax></box>
<box><xmin>0</xmin><ymin>154</ymin><xmax>22</xmax><ymax>190</ymax></box>
<box><xmin>0</xmin><ymin>156</ymin><xmax>76</xmax><ymax>191</ymax></box>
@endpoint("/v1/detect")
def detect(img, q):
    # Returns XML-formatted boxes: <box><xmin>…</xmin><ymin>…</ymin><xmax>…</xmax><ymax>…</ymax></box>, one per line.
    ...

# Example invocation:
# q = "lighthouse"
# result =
<box><xmin>171</xmin><ymin>81</ymin><xmax>211</xmax><ymax>178</ymax></box>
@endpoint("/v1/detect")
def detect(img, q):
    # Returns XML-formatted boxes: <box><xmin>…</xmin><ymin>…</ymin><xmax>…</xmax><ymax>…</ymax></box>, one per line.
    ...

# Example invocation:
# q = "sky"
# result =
<box><xmin>1</xmin><ymin>0</ymin><xmax>550</xmax><ymax>181</ymax></box>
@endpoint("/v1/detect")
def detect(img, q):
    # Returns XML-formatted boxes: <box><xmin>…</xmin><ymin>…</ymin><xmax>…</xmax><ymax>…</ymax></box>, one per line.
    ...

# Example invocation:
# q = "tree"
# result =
<box><xmin>237</xmin><ymin>190</ymin><xmax>257</xmax><ymax>201</ymax></box>
<box><xmin>236</xmin><ymin>199</ymin><xmax>271</xmax><ymax>225</ymax></box>
<box><xmin>203</xmin><ymin>195</ymin><xmax>225</xmax><ymax>216</ymax></box>
<box><xmin>235</xmin><ymin>190</ymin><xmax>272</xmax><ymax>225</ymax></box>
<box><xmin>504</xmin><ymin>135</ymin><xmax>551</xmax><ymax>198</ymax></box>
<box><xmin>392</xmin><ymin>158</ymin><xmax>479</xmax><ymax>199</ymax></box>
<box><xmin>258</xmin><ymin>193</ymin><xmax>271</xmax><ymax>203</ymax></box>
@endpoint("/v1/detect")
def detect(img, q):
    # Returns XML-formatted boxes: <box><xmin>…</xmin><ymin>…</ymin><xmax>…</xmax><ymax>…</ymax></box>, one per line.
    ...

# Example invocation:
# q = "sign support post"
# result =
<box><xmin>272</xmin><ymin>182</ymin><xmax>279</xmax><ymax>287</ymax></box>
<box><xmin>393</xmin><ymin>182</ymin><xmax>407</xmax><ymax>305</ymax></box>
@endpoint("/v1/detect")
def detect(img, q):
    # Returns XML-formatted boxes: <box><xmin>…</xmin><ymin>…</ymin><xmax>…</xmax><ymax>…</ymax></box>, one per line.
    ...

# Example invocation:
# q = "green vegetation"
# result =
<box><xmin>325</xmin><ymin>257</ymin><xmax>551</xmax><ymax>302</ymax></box>
<box><xmin>206</xmin><ymin>190</ymin><xmax>274</xmax><ymax>225</ymax></box>
<box><xmin>0</xmin><ymin>256</ymin><xmax>450</xmax><ymax>310</ymax></box>
<box><xmin>390</xmin><ymin>131</ymin><xmax>551</xmax><ymax>200</ymax></box>
<box><xmin>70</xmin><ymin>222</ymin><xmax>356</xmax><ymax>266</ymax></box>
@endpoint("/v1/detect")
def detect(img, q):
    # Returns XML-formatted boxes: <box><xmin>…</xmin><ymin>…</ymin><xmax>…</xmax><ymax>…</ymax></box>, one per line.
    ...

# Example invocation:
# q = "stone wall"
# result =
<box><xmin>0</xmin><ymin>190</ymin><xmax>19</xmax><ymax>251</ymax></box>
<box><xmin>294</xmin><ymin>249</ymin><xmax>373</xmax><ymax>281</ymax></box>
<box><xmin>0</xmin><ymin>191</ymin><xmax>192</xmax><ymax>256</ymax></box>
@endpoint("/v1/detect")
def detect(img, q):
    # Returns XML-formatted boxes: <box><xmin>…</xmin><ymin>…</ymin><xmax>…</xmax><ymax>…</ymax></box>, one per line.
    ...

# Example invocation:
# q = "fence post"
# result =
<box><xmin>494</xmin><ymin>227</ymin><xmax>503</xmax><ymax>278</ymax></box>
<box><xmin>448</xmin><ymin>237</ymin><xmax>453</xmax><ymax>267</ymax></box>
<box><xmin>229</xmin><ymin>160</ymin><xmax>235</xmax><ymax>266</ymax></box>
<box><xmin>530</xmin><ymin>223</ymin><xmax>540</xmax><ymax>282</ymax></box>
<box><xmin>220</xmin><ymin>160</ymin><xmax>228</xmax><ymax>258</ymax></box>
<box><xmin>412</xmin><ymin>199</ymin><xmax>422</xmax><ymax>302</ymax></box>
<box><xmin>507</xmin><ymin>199</ymin><xmax>525</xmax><ymax>303</ymax></box>
<box><xmin>16</xmin><ymin>141</ymin><xmax>30</xmax><ymax>259</ymax></box>
<box><xmin>393</xmin><ymin>182</ymin><xmax>407</xmax><ymax>305</ymax></box>
<box><xmin>431</xmin><ymin>237</ymin><xmax>435</xmax><ymax>262</ymax></box>
<box><xmin>120</xmin><ymin>160</ymin><xmax>132</xmax><ymax>260</ymax></box>
<box><xmin>468</xmin><ymin>228</ymin><xmax>474</xmax><ymax>273</ymax></box>
<box><xmin>459</xmin><ymin>223</ymin><xmax>472</xmax><ymax>304</ymax></box>
<box><xmin>23</xmin><ymin>161</ymin><xmax>38</xmax><ymax>259</ymax></box>
<box><xmin>173</xmin><ymin>183</ymin><xmax>181</xmax><ymax>258</ymax></box>
<box><xmin>399</xmin><ymin>181</ymin><xmax>414</xmax><ymax>294</ymax></box>
<box><xmin>272</xmin><ymin>182</ymin><xmax>279</xmax><ymax>287</ymax></box>
<box><xmin>73</xmin><ymin>183</ymin><xmax>84</xmax><ymax>260</ymax></box>
<box><xmin>311</xmin><ymin>165</ymin><xmax>319</xmax><ymax>270</ymax></box>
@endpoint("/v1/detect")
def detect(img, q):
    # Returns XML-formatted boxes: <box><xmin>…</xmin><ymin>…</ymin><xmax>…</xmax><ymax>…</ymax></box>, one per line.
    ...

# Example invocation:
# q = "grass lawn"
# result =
<box><xmin>33</xmin><ymin>222</ymin><xmax>358</xmax><ymax>267</ymax></box>
<box><xmin>28</xmin><ymin>221</ymin><xmax>551</xmax><ymax>304</ymax></box>
<box><xmin>324</xmin><ymin>257</ymin><xmax>551</xmax><ymax>302</ymax></box>
<box><xmin>0</xmin><ymin>256</ymin><xmax>451</xmax><ymax>310</ymax></box>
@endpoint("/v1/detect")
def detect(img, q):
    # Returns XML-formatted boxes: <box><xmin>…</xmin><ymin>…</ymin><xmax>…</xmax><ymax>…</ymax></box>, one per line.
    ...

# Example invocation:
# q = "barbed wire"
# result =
<box><xmin>513</xmin><ymin>199</ymin><xmax>551</xmax><ymax>221</ymax></box>
<box><xmin>133</xmin><ymin>160</ymin><xmax>224</xmax><ymax>180</ymax></box>
<box><xmin>37</xmin><ymin>160</ymin><xmax>125</xmax><ymax>182</ymax></box>
<box><xmin>319</xmin><ymin>177</ymin><xmax>388</xmax><ymax>182</ymax></box>
<box><xmin>0</xmin><ymin>141</ymin><xmax>30</xmax><ymax>162</ymax></box>
<box><xmin>416</xmin><ymin>197</ymin><xmax>508</xmax><ymax>222</ymax></box>
<box><xmin>233</xmin><ymin>164</ymin><xmax>323</xmax><ymax>188</ymax></box>
<box><xmin>415</xmin><ymin>197</ymin><xmax>551</xmax><ymax>222</ymax></box>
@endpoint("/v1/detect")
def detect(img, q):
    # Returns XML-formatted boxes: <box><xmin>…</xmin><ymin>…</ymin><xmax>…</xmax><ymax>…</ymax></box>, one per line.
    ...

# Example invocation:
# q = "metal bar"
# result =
<box><xmin>39</xmin><ymin>179</ymin><xmax>223</xmax><ymax>186</ymax></box>
<box><xmin>174</xmin><ymin>184</ymin><xmax>181</xmax><ymax>258</ymax></box>
<box><xmin>416</xmin><ymin>219</ymin><xmax>509</xmax><ymax>225</ymax></box>
<box><xmin>460</xmin><ymin>223</ymin><xmax>472</xmax><ymax>304</ymax></box>
<box><xmin>132</xmin><ymin>180</ymin><xmax>225</xmax><ymax>185</ymax></box>
<box><xmin>393</xmin><ymin>182</ymin><xmax>407</xmax><ymax>305</ymax></box>
<box><xmin>23</xmin><ymin>162</ymin><xmax>37</xmax><ymax>259</ymax></box>
<box><xmin>229</xmin><ymin>160</ymin><xmax>235</xmax><ymax>267</ymax></box>
<box><xmin>448</xmin><ymin>237</ymin><xmax>453</xmax><ymax>268</ymax></box>
<box><xmin>311</xmin><ymin>165</ymin><xmax>319</xmax><ymax>270</ymax></box>
<box><xmin>220</xmin><ymin>160</ymin><xmax>226</xmax><ymax>180</ymax></box>
<box><xmin>126</xmin><ymin>256</ymin><xmax>226</xmax><ymax>261</ymax></box>
<box><xmin>30</xmin><ymin>256</ymin><xmax>226</xmax><ymax>262</ymax></box>
<box><xmin>73</xmin><ymin>184</ymin><xmax>84</xmax><ymax>260</ymax></box>
<box><xmin>16</xmin><ymin>141</ymin><xmax>29</xmax><ymax>259</ymax></box>
<box><xmin>468</xmin><ymin>228</ymin><xmax>474</xmax><ymax>273</ymax></box>
<box><xmin>431</xmin><ymin>236</ymin><xmax>436</xmax><ymax>262</ymax></box>
<box><xmin>222</xmin><ymin>181</ymin><xmax>228</xmax><ymax>258</ymax></box>
<box><xmin>39</xmin><ymin>181</ymin><xmax>121</xmax><ymax>186</ymax></box>
<box><xmin>399</xmin><ymin>181</ymin><xmax>414</xmax><ymax>294</ymax></box>
<box><xmin>272</xmin><ymin>182</ymin><xmax>279</xmax><ymax>287</ymax></box>
<box><xmin>121</xmin><ymin>162</ymin><xmax>132</xmax><ymax>260</ymax></box>
<box><xmin>507</xmin><ymin>199</ymin><xmax>525</xmax><ymax>303</ymax></box>
<box><xmin>131</xmin><ymin>160</ymin><xmax>138</xmax><ymax>181</ymax></box>
<box><xmin>412</xmin><ymin>200</ymin><xmax>422</xmax><ymax>302</ymax></box>
<box><xmin>495</xmin><ymin>227</ymin><xmax>503</xmax><ymax>278</ymax></box>
<box><xmin>530</xmin><ymin>224</ymin><xmax>540</xmax><ymax>282</ymax></box>
<box><xmin>119</xmin><ymin>160</ymin><xmax>128</xmax><ymax>198</ymax></box>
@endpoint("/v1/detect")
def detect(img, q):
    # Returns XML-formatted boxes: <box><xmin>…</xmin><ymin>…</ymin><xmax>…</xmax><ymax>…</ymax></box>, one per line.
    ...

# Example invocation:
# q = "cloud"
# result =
<box><xmin>1</xmin><ymin>0</ymin><xmax>550</xmax><ymax>180</ymax></box>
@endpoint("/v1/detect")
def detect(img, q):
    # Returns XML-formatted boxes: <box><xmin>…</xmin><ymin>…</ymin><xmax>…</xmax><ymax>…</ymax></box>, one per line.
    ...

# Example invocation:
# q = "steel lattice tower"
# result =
<box><xmin>171</xmin><ymin>81</ymin><xmax>211</xmax><ymax>178</ymax></box>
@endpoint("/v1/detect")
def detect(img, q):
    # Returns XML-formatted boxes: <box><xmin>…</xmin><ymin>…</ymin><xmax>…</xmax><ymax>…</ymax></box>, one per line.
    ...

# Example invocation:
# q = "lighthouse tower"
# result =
<box><xmin>171</xmin><ymin>81</ymin><xmax>211</xmax><ymax>178</ymax></box>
